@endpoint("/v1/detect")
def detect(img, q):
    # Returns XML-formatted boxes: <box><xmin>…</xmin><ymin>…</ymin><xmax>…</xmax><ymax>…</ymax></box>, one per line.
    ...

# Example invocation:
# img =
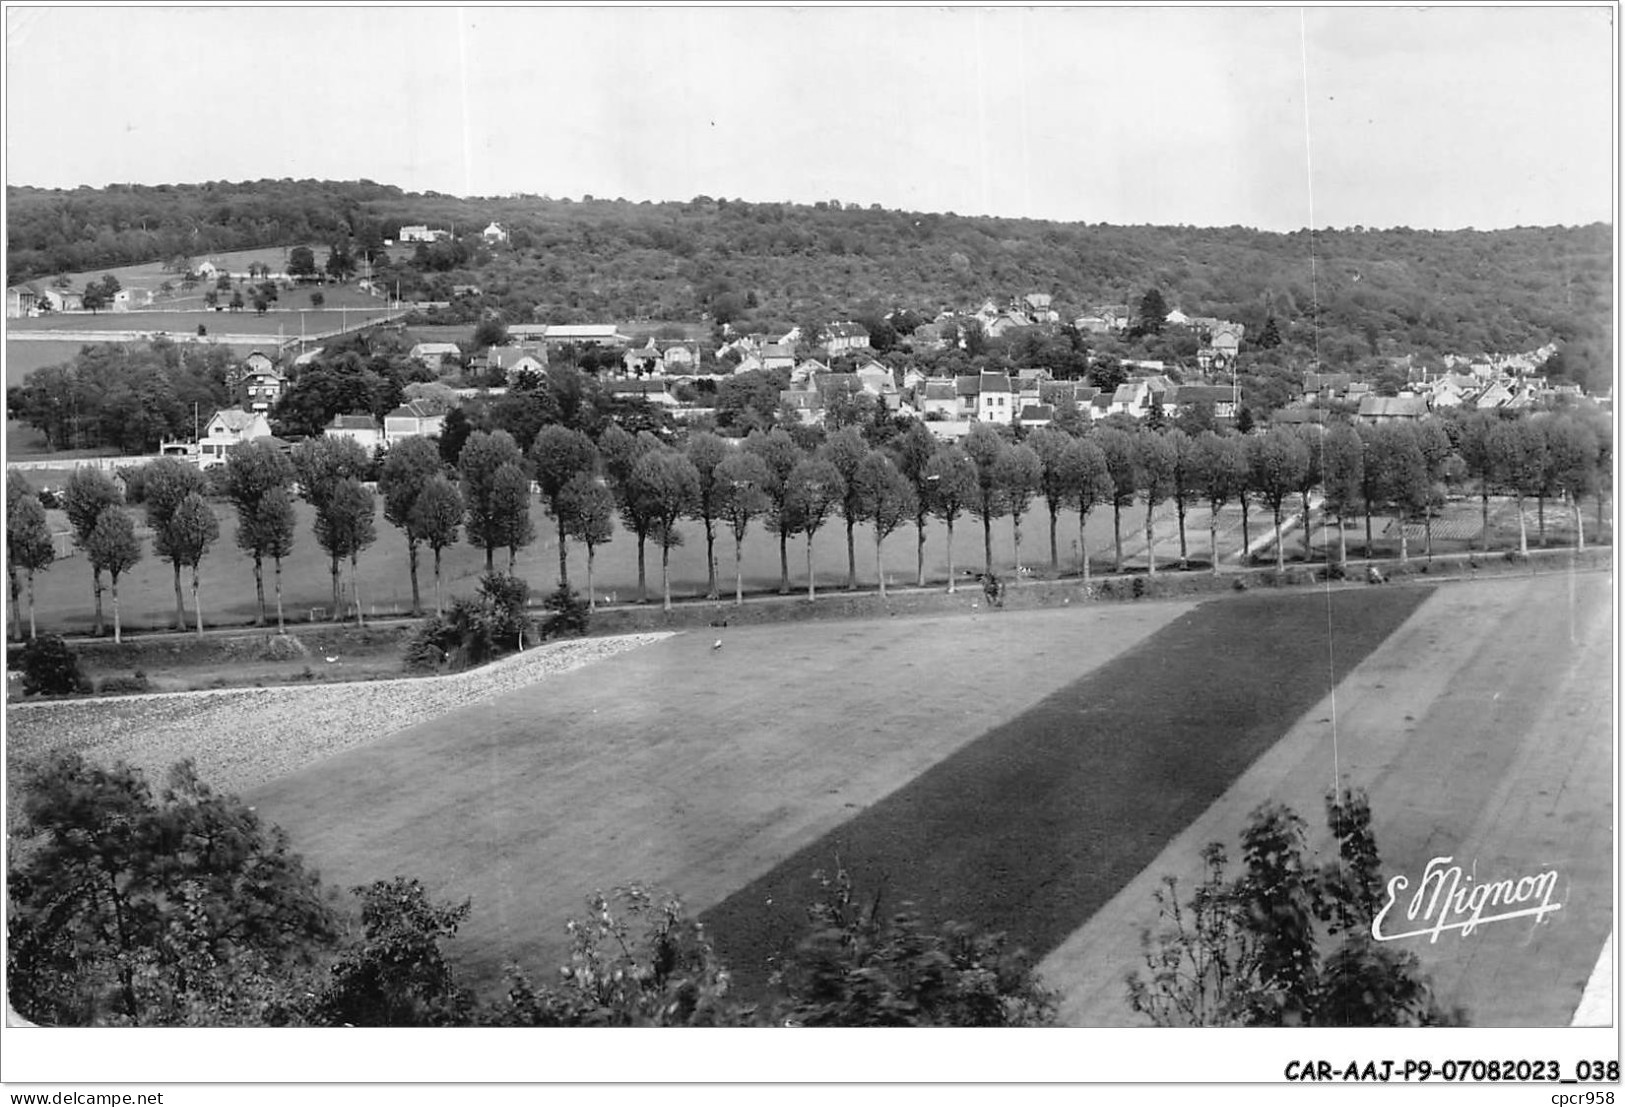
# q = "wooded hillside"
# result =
<box><xmin>7</xmin><ymin>181</ymin><xmax>1612</xmax><ymax>389</ymax></box>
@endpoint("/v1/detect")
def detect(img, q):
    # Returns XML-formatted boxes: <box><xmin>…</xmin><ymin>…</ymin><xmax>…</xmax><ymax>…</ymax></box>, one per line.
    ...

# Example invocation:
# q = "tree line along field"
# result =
<box><xmin>13</xmin><ymin>470</ymin><xmax>1607</xmax><ymax>644</ymax></box>
<box><xmin>16</xmin><ymin>490</ymin><xmax>1180</xmax><ymax>635</ymax></box>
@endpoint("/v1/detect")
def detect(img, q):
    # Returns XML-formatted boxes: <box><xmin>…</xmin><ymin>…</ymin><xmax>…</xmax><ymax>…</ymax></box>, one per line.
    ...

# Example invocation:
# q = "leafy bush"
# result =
<box><xmin>116</xmin><ymin>465</ymin><xmax>150</xmax><ymax>505</ymax></box>
<box><xmin>478</xmin><ymin>572</ymin><xmax>533</xmax><ymax>650</ymax></box>
<box><xmin>539</xmin><ymin>585</ymin><xmax>591</xmax><ymax>640</ymax></box>
<box><xmin>95</xmin><ymin>673</ymin><xmax>151</xmax><ymax>696</ymax></box>
<box><xmin>403</xmin><ymin>614</ymin><xmax>459</xmax><ymax>672</ymax></box>
<box><xmin>773</xmin><ymin>866</ymin><xmax>1059</xmax><ymax>1027</ymax></box>
<box><xmin>1131</xmin><ymin>576</ymin><xmax>1147</xmax><ymax>599</ymax></box>
<box><xmin>18</xmin><ymin>635</ymin><xmax>88</xmax><ymax>696</ymax></box>
<box><xmin>1127</xmin><ymin>789</ymin><xmax>1466</xmax><ymax>1027</ymax></box>
<box><xmin>403</xmin><ymin>572</ymin><xmax>534</xmax><ymax>673</ymax></box>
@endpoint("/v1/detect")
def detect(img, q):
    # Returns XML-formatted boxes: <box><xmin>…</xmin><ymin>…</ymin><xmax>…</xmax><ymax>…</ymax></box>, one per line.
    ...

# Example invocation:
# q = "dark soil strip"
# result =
<box><xmin>701</xmin><ymin>585</ymin><xmax>1433</xmax><ymax>997</ymax></box>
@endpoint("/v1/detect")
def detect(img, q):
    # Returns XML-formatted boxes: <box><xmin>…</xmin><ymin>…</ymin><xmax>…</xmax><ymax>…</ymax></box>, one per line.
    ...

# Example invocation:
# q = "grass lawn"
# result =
<box><xmin>697</xmin><ymin>585</ymin><xmax>1433</xmax><ymax>994</ymax></box>
<box><xmin>8</xmin><ymin>306</ymin><xmax>399</xmax><ymax>338</ymax></box>
<box><xmin>244</xmin><ymin>601</ymin><xmax>1197</xmax><ymax>998</ymax></box>
<box><xmin>17</xmin><ymin>245</ymin><xmax>324</xmax><ymax>302</ymax></box>
<box><xmin>1042</xmin><ymin>570</ymin><xmax>1614</xmax><ymax>1027</ymax></box>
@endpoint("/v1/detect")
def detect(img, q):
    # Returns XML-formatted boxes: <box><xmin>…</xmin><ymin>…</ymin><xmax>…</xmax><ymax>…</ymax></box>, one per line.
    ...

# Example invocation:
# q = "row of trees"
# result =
<box><xmin>11</xmin><ymin>403</ymin><xmax>1610</xmax><ymax>643</ymax></box>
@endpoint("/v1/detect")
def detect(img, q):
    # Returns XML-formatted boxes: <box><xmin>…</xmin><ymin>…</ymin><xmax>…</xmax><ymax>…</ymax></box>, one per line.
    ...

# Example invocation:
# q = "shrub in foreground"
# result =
<box><xmin>18</xmin><ymin>634</ymin><xmax>88</xmax><ymax>696</ymax></box>
<box><xmin>1127</xmin><ymin>788</ymin><xmax>1466</xmax><ymax>1027</ymax></box>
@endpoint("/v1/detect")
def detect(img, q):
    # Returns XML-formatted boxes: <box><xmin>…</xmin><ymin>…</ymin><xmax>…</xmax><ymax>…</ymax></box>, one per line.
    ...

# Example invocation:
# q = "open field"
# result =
<box><xmin>15</xmin><ymin>245</ymin><xmax>322</xmax><ymax>303</ymax></box>
<box><xmin>698</xmin><ymin>585</ymin><xmax>1432</xmax><ymax>992</ymax></box>
<box><xmin>240</xmin><ymin>601</ymin><xmax>1195</xmax><ymax>997</ymax></box>
<box><xmin>8</xmin><ymin>306</ymin><xmax>400</xmax><ymax>338</ymax></box>
<box><xmin>1041</xmin><ymin>569</ymin><xmax>1614</xmax><ymax>1026</ymax></box>
<box><xmin>9</xmin><ymin>569</ymin><xmax>1611</xmax><ymax>1024</ymax></box>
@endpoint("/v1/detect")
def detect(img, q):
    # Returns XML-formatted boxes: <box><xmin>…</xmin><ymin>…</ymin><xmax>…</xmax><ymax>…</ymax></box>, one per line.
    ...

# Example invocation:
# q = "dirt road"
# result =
<box><xmin>1041</xmin><ymin>569</ymin><xmax>1614</xmax><ymax>1026</ymax></box>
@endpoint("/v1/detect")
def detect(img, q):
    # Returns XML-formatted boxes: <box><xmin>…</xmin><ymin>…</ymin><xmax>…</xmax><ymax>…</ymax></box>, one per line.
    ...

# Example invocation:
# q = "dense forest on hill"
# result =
<box><xmin>6</xmin><ymin>180</ymin><xmax>1613</xmax><ymax>389</ymax></box>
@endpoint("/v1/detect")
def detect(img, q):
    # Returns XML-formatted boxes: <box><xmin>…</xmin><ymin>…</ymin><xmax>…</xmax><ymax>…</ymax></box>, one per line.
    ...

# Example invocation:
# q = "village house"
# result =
<box><xmin>823</xmin><ymin>322</ymin><xmax>871</xmax><ymax>354</ymax></box>
<box><xmin>507</xmin><ymin>323</ymin><xmax>629</xmax><ymax>348</ymax></box>
<box><xmin>791</xmin><ymin>359</ymin><xmax>829</xmax><ymax>388</ymax></box>
<box><xmin>1167</xmin><ymin>384</ymin><xmax>1240</xmax><ymax>420</ymax></box>
<box><xmin>608</xmin><ymin>378</ymin><xmax>681</xmax><ymax>409</ymax></box>
<box><xmin>483</xmin><ymin>345</ymin><xmax>547</xmax><ymax>377</ymax></box>
<box><xmin>661</xmin><ymin>342</ymin><xmax>698</xmax><ymax>373</ymax></box>
<box><xmin>1023</xmin><ymin>293</ymin><xmax>1059</xmax><ymax>323</ymax></box>
<box><xmin>383</xmin><ymin>400</ymin><xmax>447</xmax><ymax>445</ymax></box>
<box><xmin>760</xmin><ymin>343</ymin><xmax>797</xmax><ymax>372</ymax></box>
<box><xmin>324</xmin><ymin>413</ymin><xmax>385</xmax><ymax>452</ymax></box>
<box><xmin>6</xmin><ymin>285</ymin><xmax>41</xmax><ymax>318</ymax></box>
<box><xmin>399</xmin><ymin>225</ymin><xmax>449</xmax><ymax>243</ymax></box>
<box><xmin>984</xmin><ymin>311</ymin><xmax>1033</xmax><ymax>339</ymax></box>
<box><xmin>241</xmin><ymin>366</ymin><xmax>287</xmax><ymax>413</ymax></box>
<box><xmin>1018</xmin><ymin>403</ymin><xmax>1055</xmax><ymax>428</ymax></box>
<box><xmin>920</xmin><ymin>379</ymin><xmax>961</xmax><ymax>419</ymax></box>
<box><xmin>40</xmin><ymin>288</ymin><xmax>84</xmax><ymax>313</ymax></box>
<box><xmin>1206</xmin><ymin>322</ymin><xmax>1245</xmax><ymax>366</ymax></box>
<box><xmin>481</xmin><ymin>222</ymin><xmax>509</xmax><ymax>244</ymax></box>
<box><xmin>1301</xmin><ymin>372</ymin><xmax>1354</xmax><ymax>404</ymax></box>
<box><xmin>410</xmin><ymin>342</ymin><xmax>463</xmax><ymax>372</ymax></box>
<box><xmin>1039</xmin><ymin>381</ymin><xmax>1101</xmax><ymax>420</ymax></box>
<box><xmin>1473</xmin><ymin>380</ymin><xmax>1515</xmax><ymax>410</ymax></box>
<box><xmin>853</xmin><ymin>360</ymin><xmax>896</xmax><ymax>398</ymax></box>
<box><xmin>778</xmin><ymin>388</ymin><xmax>823</xmax><ymax>425</ymax></box>
<box><xmin>198</xmin><ymin>408</ymin><xmax>274</xmax><ymax>469</ymax></box>
<box><xmin>976</xmin><ymin>371</ymin><xmax>1014</xmax><ymax>422</ymax></box>
<box><xmin>1356</xmin><ymin>395</ymin><xmax>1430</xmax><ymax>425</ymax></box>
<box><xmin>622</xmin><ymin>337</ymin><xmax>665</xmax><ymax>376</ymax></box>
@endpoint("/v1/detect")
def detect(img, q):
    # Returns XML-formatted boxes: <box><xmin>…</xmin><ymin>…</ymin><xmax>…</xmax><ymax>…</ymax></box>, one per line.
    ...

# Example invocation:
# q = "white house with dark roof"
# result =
<box><xmin>853</xmin><ymin>360</ymin><xmax>896</xmax><ymax>398</ymax></box>
<box><xmin>760</xmin><ymin>343</ymin><xmax>796</xmax><ymax>371</ymax></box>
<box><xmin>325</xmin><ymin>413</ymin><xmax>384</xmax><ymax>451</ymax></box>
<box><xmin>824</xmin><ymin>321</ymin><xmax>871</xmax><ymax>354</ymax></box>
<box><xmin>921</xmin><ymin>379</ymin><xmax>961</xmax><ymax>419</ymax></box>
<box><xmin>198</xmin><ymin>408</ymin><xmax>273</xmax><ymax>469</ymax></box>
<box><xmin>975</xmin><ymin>371</ymin><xmax>1014</xmax><ymax>422</ymax></box>
<box><xmin>383</xmin><ymin>401</ymin><xmax>446</xmax><ymax>445</ymax></box>
<box><xmin>410</xmin><ymin>342</ymin><xmax>463</xmax><ymax>371</ymax></box>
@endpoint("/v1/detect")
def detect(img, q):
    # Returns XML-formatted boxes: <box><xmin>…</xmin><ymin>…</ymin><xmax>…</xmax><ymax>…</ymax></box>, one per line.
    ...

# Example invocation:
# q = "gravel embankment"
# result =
<box><xmin>7</xmin><ymin>634</ymin><xmax>673</xmax><ymax>797</ymax></box>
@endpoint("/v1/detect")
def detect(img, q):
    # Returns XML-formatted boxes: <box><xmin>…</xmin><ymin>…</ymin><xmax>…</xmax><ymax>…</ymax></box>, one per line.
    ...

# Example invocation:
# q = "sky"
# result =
<box><xmin>3</xmin><ymin>4</ymin><xmax>1615</xmax><ymax>232</ymax></box>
